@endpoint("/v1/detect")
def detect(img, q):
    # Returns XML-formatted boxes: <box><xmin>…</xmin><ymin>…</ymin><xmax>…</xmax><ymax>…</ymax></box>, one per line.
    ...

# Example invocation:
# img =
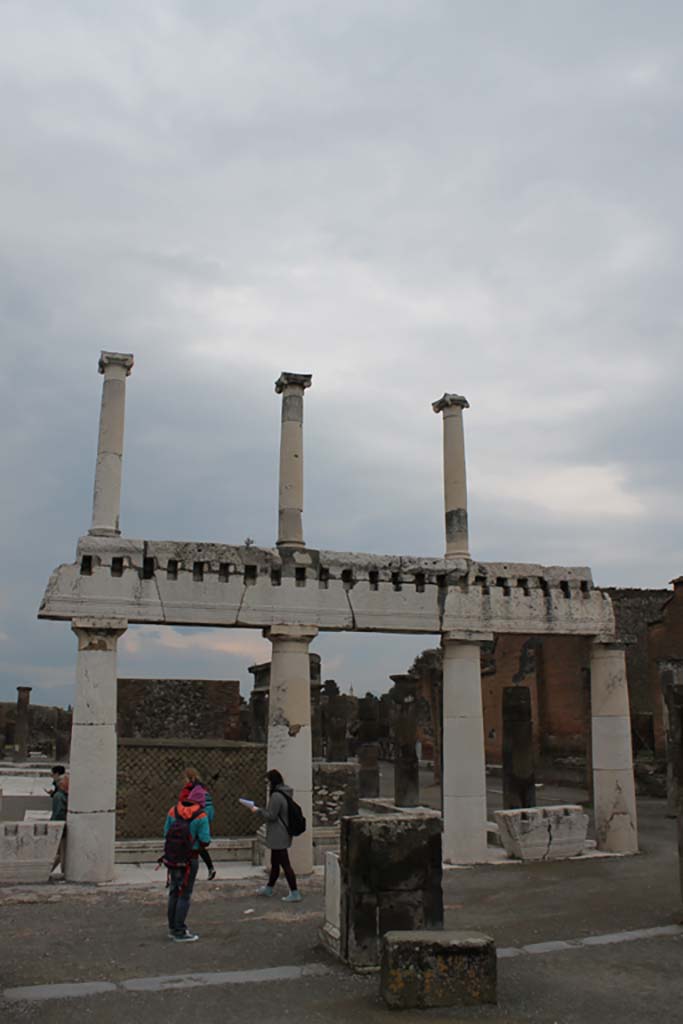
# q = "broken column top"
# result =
<box><xmin>432</xmin><ymin>393</ymin><xmax>469</xmax><ymax>413</ymax></box>
<box><xmin>275</xmin><ymin>372</ymin><xmax>312</xmax><ymax>393</ymax></box>
<box><xmin>98</xmin><ymin>351</ymin><xmax>134</xmax><ymax>376</ymax></box>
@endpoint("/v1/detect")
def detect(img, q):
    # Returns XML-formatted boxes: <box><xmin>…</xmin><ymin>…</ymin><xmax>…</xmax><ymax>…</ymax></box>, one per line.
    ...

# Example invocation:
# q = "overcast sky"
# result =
<box><xmin>2</xmin><ymin>1</ymin><xmax>682</xmax><ymax>709</ymax></box>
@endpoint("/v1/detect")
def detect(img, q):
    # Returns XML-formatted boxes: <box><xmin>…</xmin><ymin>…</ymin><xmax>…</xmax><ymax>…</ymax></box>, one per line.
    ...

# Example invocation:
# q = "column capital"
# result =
<box><xmin>98</xmin><ymin>351</ymin><xmax>134</xmax><ymax>377</ymax></box>
<box><xmin>275</xmin><ymin>372</ymin><xmax>312</xmax><ymax>394</ymax></box>
<box><xmin>432</xmin><ymin>393</ymin><xmax>469</xmax><ymax>414</ymax></box>
<box><xmin>263</xmin><ymin>624</ymin><xmax>319</xmax><ymax>644</ymax></box>
<box><xmin>442</xmin><ymin>630</ymin><xmax>493</xmax><ymax>643</ymax></box>
<box><xmin>592</xmin><ymin>637</ymin><xmax>631</xmax><ymax>650</ymax></box>
<box><xmin>71</xmin><ymin>617</ymin><xmax>128</xmax><ymax>651</ymax></box>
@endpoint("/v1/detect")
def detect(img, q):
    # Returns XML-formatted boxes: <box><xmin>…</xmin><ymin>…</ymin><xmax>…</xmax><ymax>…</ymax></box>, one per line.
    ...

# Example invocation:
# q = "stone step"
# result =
<box><xmin>115</xmin><ymin>836</ymin><xmax>256</xmax><ymax>864</ymax></box>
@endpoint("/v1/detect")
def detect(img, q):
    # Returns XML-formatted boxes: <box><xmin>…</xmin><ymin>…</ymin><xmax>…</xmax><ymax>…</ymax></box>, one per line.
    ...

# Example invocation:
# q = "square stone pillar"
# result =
<box><xmin>66</xmin><ymin>618</ymin><xmax>127</xmax><ymax>883</ymax></box>
<box><xmin>442</xmin><ymin>633</ymin><xmax>490</xmax><ymax>863</ymax></box>
<box><xmin>264</xmin><ymin>624</ymin><xmax>318</xmax><ymax>875</ymax></box>
<box><xmin>590</xmin><ymin>642</ymin><xmax>638</xmax><ymax>853</ymax></box>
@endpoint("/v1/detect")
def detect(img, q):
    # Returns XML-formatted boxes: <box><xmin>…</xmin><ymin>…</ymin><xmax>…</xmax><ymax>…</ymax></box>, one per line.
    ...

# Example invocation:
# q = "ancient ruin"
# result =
<box><xmin>38</xmin><ymin>353</ymin><xmax>638</xmax><ymax>882</ymax></box>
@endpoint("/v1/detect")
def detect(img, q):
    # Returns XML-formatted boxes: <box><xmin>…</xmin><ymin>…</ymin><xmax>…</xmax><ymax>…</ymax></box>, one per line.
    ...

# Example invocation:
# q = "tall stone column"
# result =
<box><xmin>502</xmin><ymin>686</ymin><xmax>536</xmax><ymax>809</ymax></box>
<box><xmin>590</xmin><ymin>642</ymin><xmax>638</xmax><ymax>853</ymax></box>
<box><xmin>14</xmin><ymin>686</ymin><xmax>32</xmax><ymax>760</ymax></box>
<box><xmin>275</xmin><ymin>372</ymin><xmax>312</xmax><ymax>548</ymax></box>
<box><xmin>442</xmin><ymin>633</ymin><xmax>489</xmax><ymax>863</ymax></box>
<box><xmin>90</xmin><ymin>351</ymin><xmax>134</xmax><ymax>536</ymax></box>
<box><xmin>432</xmin><ymin>393</ymin><xmax>470</xmax><ymax>558</ymax></box>
<box><xmin>264</xmin><ymin>624</ymin><xmax>318</xmax><ymax>875</ymax></box>
<box><xmin>66</xmin><ymin>618</ymin><xmax>127</xmax><ymax>882</ymax></box>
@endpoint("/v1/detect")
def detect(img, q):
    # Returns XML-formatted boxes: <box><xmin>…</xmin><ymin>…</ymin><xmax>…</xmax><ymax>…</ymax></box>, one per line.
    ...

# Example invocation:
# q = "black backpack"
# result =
<box><xmin>163</xmin><ymin>804</ymin><xmax>202</xmax><ymax>868</ymax></box>
<box><xmin>279</xmin><ymin>792</ymin><xmax>306</xmax><ymax>837</ymax></box>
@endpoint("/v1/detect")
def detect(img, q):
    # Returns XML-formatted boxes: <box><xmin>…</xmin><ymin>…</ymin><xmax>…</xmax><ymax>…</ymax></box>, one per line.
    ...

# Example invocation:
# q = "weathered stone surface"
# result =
<box><xmin>118</xmin><ymin>679</ymin><xmax>241</xmax><ymax>740</ymax></box>
<box><xmin>320</xmin><ymin>851</ymin><xmax>341</xmax><ymax>956</ymax></box>
<box><xmin>313</xmin><ymin>762</ymin><xmax>359</xmax><ymax>825</ymax></box>
<box><xmin>39</xmin><ymin>538</ymin><xmax>616</xmax><ymax>639</ymax></box>
<box><xmin>381</xmin><ymin>930</ymin><xmax>497</xmax><ymax>1009</ymax></box>
<box><xmin>0</xmin><ymin>822</ymin><xmax>65</xmax><ymax>883</ymax></box>
<box><xmin>494</xmin><ymin>805</ymin><xmax>588</xmax><ymax>861</ymax></box>
<box><xmin>390</xmin><ymin>675</ymin><xmax>420</xmax><ymax>807</ymax></box>
<box><xmin>340</xmin><ymin>813</ymin><xmax>443</xmax><ymax>969</ymax></box>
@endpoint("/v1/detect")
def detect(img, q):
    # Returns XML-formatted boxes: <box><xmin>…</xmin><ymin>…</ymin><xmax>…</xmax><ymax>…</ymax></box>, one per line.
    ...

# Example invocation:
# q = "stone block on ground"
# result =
<box><xmin>494</xmin><ymin>804</ymin><xmax>588</xmax><ymax>861</ymax></box>
<box><xmin>0</xmin><ymin>821</ymin><xmax>65</xmax><ymax>883</ymax></box>
<box><xmin>381</xmin><ymin>930</ymin><xmax>497</xmax><ymax>1009</ymax></box>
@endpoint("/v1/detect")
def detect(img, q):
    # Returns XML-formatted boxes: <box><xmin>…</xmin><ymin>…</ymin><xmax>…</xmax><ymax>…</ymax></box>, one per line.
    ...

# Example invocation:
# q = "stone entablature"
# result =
<box><xmin>40</xmin><ymin>538</ymin><xmax>615</xmax><ymax>638</ymax></box>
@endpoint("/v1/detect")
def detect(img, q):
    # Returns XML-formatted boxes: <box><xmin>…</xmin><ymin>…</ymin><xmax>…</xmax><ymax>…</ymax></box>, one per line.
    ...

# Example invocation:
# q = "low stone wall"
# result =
<box><xmin>116</xmin><ymin>738</ymin><xmax>266</xmax><ymax>839</ymax></box>
<box><xmin>0</xmin><ymin>821</ymin><xmax>64</xmax><ymax>883</ymax></box>
<box><xmin>313</xmin><ymin>762</ymin><xmax>359</xmax><ymax>826</ymax></box>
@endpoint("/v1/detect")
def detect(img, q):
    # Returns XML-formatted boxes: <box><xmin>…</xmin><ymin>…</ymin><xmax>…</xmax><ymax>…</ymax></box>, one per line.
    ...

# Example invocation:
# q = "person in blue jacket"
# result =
<box><xmin>179</xmin><ymin>767</ymin><xmax>216</xmax><ymax>880</ymax></box>
<box><xmin>163</xmin><ymin>793</ymin><xmax>211</xmax><ymax>942</ymax></box>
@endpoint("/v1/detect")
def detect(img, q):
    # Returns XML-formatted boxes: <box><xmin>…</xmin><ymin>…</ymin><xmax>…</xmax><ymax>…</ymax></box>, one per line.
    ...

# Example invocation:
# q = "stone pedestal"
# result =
<box><xmin>265</xmin><ymin>624</ymin><xmax>318</xmax><ymax>875</ymax></box>
<box><xmin>442</xmin><ymin>635</ymin><xmax>488</xmax><ymax>863</ymax></box>
<box><xmin>381</xmin><ymin>931</ymin><xmax>497</xmax><ymax>1009</ymax></box>
<box><xmin>358</xmin><ymin>742</ymin><xmax>380</xmax><ymax>798</ymax></box>
<box><xmin>502</xmin><ymin>686</ymin><xmax>535</xmax><ymax>809</ymax></box>
<box><xmin>14</xmin><ymin>686</ymin><xmax>32</xmax><ymax>761</ymax></box>
<box><xmin>337</xmin><ymin>812</ymin><xmax>443</xmax><ymax>971</ymax></box>
<box><xmin>66</xmin><ymin>618</ymin><xmax>127</xmax><ymax>883</ymax></box>
<box><xmin>90</xmin><ymin>351</ymin><xmax>134</xmax><ymax>537</ymax></box>
<box><xmin>590</xmin><ymin>642</ymin><xmax>638</xmax><ymax>853</ymax></box>
<box><xmin>324</xmin><ymin>688</ymin><xmax>349</xmax><ymax>762</ymax></box>
<box><xmin>275</xmin><ymin>371</ymin><xmax>312</xmax><ymax>548</ymax></box>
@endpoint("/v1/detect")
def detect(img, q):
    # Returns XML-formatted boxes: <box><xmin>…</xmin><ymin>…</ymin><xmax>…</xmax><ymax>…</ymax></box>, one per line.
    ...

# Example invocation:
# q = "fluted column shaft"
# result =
<box><xmin>275</xmin><ymin>372</ymin><xmax>312</xmax><ymax>548</ymax></box>
<box><xmin>590</xmin><ymin>642</ymin><xmax>638</xmax><ymax>853</ymax></box>
<box><xmin>441</xmin><ymin>633</ymin><xmax>489</xmax><ymax>863</ymax></box>
<box><xmin>432</xmin><ymin>393</ymin><xmax>470</xmax><ymax>558</ymax></box>
<box><xmin>264</xmin><ymin>624</ymin><xmax>318</xmax><ymax>875</ymax></box>
<box><xmin>90</xmin><ymin>351</ymin><xmax>134</xmax><ymax>536</ymax></box>
<box><xmin>65</xmin><ymin>618</ymin><xmax>127</xmax><ymax>882</ymax></box>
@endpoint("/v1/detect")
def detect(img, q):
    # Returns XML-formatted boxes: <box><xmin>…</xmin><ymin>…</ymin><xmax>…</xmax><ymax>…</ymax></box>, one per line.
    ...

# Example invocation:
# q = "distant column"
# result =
<box><xmin>265</xmin><ymin>624</ymin><xmax>318</xmax><ymax>875</ymax></box>
<box><xmin>15</xmin><ymin>686</ymin><xmax>32</xmax><ymax>761</ymax></box>
<box><xmin>442</xmin><ymin>634</ymin><xmax>489</xmax><ymax>863</ymax></box>
<box><xmin>390</xmin><ymin>675</ymin><xmax>420</xmax><ymax>807</ymax></box>
<box><xmin>502</xmin><ymin>687</ymin><xmax>536</xmax><ymax>809</ymax></box>
<box><xmin>432</xmin><ymin>393</ymin><xmax>470</xmax><ymax>559</ymax></box>
<box><xmin>66</xmin><ymin>618</ymin><xmax>127</xmax><ymax>883</ymax></box>
<box><xmin>590</xmin><ymin>642</ymin><xmax>638</xmax><ymax>853</ymax></box>
<box><xmin>275</xmin><ymin>372</ymin><xmax>312</xmax><ymax>548</ymax></box>
<box><xmin>90</xmin><ymin>351</ymin><xmax>134</xmax><ymax>536</ymax></box>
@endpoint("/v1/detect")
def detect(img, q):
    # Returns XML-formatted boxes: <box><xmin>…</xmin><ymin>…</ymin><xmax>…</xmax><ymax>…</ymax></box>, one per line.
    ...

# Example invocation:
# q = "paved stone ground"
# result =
<box><xmin>1</xmin><ymin>789</ymin><xmax>681</xmax><ymax>1023</ymax></box>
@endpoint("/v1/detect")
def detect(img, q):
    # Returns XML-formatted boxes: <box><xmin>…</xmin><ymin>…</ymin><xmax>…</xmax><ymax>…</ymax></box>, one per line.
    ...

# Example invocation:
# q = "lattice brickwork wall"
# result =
<box><xmin>116</xmin><ymin>738</ymin><xmax>267</xmax><ymax>839</ymax></box>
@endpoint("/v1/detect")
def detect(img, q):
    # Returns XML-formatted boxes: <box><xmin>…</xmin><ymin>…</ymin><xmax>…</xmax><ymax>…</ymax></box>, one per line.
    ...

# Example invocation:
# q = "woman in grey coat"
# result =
<box><xmin>252</xmin><ymin>769</ymin><xmax>302</xmax><ymax>902</ymax></box>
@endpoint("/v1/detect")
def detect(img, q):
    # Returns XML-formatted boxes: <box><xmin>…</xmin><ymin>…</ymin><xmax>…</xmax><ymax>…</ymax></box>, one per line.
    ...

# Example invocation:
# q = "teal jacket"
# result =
<box><xmin>50</xmin><ymin>787</ymin><xmax>68</xmax><ymax>822</ymax></box>
<box><xmin>164</xmin><ymin>801</ymin><xmax>211</xmax><ymax>852</ymax></box>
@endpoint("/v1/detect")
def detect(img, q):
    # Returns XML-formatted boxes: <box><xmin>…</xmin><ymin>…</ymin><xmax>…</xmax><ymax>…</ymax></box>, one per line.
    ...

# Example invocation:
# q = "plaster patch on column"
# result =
<box><xmin>445</xmin><ymin>508</ymin><xmax>468</xmax><ymax>541</ymax></box>
<box><xmin>288</xmin><ymin>724</ymin><xmax>302</xmax><ymax>737</ymax></box>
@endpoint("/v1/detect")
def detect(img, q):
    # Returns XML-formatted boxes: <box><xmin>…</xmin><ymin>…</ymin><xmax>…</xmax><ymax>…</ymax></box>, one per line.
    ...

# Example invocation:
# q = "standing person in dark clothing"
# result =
<box><xmin>49</xmin><ymin>774</ymin><xmax>69</xmax><ymax>876</ymax></box>
<box><xmin>251</xmin><ymin>769</ymin><xmax>302</xmax><ymax>902</ymax></box>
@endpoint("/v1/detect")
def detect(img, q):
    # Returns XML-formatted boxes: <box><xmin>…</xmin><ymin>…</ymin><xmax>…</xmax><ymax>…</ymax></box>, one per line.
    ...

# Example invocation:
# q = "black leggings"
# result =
<box><xmin>198</xmin><ymin>846</ymin><xmax>214</xmax><ymax>873</ymax></box>
<box><xmin>268</xmin><ymin>848</ymin><xmax>297</xmax><ymax>891</ymax></box>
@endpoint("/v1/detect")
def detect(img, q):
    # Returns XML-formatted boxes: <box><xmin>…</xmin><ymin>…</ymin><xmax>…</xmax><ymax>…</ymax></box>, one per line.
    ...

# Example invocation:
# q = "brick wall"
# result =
<box><xmin>117</xmin><ymin>679</ymin><xmax>241</xmax><ymax>740</ymax></box>
<box><xmin>605</xmin><ymin>588</ymin><xmax>670</xmax><ymax>714</ymax></box>
<box><xmin>648</xmin><ymin>582</ymin><xmax>683</xmax><ymax>756</ymax></box>
<box><xmin>116</xmin><ymin>738</ymin><xmax>266</xmax><ymax>839</ymax></box>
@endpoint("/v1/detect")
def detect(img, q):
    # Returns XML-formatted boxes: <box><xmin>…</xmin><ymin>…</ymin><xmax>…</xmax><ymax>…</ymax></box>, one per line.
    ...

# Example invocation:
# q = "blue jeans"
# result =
<box><xmin>167</xmin><ymin>858</ymin><xmax>199</xmax><ymax>934</ymax></box>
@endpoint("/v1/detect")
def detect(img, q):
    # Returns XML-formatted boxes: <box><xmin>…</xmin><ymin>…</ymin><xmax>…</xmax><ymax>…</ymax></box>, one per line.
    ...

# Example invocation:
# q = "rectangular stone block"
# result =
<box><xmin>381</xmin><ymin>930</ymin><xmax>497</xmax><ymax>1009</ymax></box>
<box><xmin>0</xmin><ymin>822</ymin><xmax>64</xmax><ymax>883</ymax></box>
<box><xmin>320</xmin><ymin>851</ymin><xmax>341</xmax><ymax>956</ymax></box>
<box><xmin>494</xmin><ymin>805</ymin><xmax>588</xmax><ymax>861</ymax></box>
<box><xmin>339</xmin><ymin>813</ymin><xmax>443</xmax><ymax>970</ymax></box>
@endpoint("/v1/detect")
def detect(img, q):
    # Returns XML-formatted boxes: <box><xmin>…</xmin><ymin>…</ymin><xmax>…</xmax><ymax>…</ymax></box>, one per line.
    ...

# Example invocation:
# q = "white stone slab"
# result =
<box><xmin>494</xmin><ymin>805</ymin><xmax>588</xmax><ymax>861</ymax></box>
